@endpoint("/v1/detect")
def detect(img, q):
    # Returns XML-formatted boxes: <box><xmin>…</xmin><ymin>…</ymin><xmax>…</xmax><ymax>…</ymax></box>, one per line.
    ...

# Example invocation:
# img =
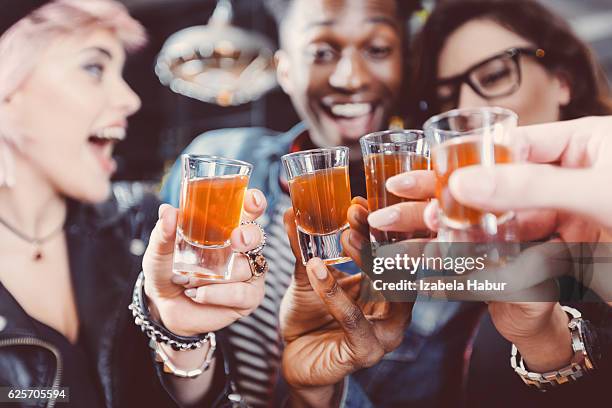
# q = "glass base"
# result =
<box><xmin>438</xmin><ymin>211</ymin><xmax>517</xmax><ymax>242</ymax></box>
<box><xmin>297</xmin><ymin>224</ymin><xmax>351</xmax><ymax>266</ymax></box>
<box><xmin>437</xmin><ymin>213</ymin><xmax>520</xmax><ymax>270</ymax></box>
<box><xmin>172</xmin><ymin>230</ymin><xmax>234</xmax><ymax>280</ymax></box>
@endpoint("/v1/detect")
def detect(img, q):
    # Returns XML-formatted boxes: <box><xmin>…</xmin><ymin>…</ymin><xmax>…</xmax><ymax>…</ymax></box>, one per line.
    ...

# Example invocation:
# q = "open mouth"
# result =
<box><xmin>319</xmin><ymin>101</ymin><xmax>381</xmax><ymax>140</ymax></box>
<box><xmin>87</xmin><ymin>127</ymin><xmax>126</xmax><ymax>174</ymax></box>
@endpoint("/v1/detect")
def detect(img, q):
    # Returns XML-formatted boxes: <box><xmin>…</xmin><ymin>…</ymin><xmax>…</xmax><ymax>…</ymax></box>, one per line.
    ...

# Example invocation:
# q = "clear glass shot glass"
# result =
<box><xmin>173</xmin><ymin>154</ymin><xmax>252</xmax><ymax>280</ymax></box>
<box><xmin>424</xmin><ymin>107</ymin><xmax>519</xmax><ymax>242</ymax></box>
<box><xmin>360</xmin><ymin>129</ymin><xmax>430</xmax><ymax>245</ymax></box>
<box><xmin>282</xmin><ymin>147</ymin><xmax>352</xmax><ymax>265</ymax></box>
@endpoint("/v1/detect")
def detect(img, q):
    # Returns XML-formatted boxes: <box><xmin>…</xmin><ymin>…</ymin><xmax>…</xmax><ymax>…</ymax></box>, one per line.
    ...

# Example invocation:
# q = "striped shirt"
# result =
<box><xmin>226</xmin><ymin>194</ymin><xmax>294</xmax><ymax>407</ymax></box>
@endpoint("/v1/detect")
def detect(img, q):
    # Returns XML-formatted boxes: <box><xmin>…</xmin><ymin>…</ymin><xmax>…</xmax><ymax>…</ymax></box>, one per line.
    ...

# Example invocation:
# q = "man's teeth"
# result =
<box><xmin>93</xmin><ymin>127</ymin><xmax>126</xmax><ymax>141</ymax></box>
<box><xmin>330</xmin><ymin>103</ymin><xmax>372</xmax><ymax>118</ymax></box>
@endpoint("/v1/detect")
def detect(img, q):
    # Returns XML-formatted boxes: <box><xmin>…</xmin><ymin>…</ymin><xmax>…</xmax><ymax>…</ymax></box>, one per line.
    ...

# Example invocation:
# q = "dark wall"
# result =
<box><xmin>115</xmin><ymin>0</ymin><xmax>612</xmax><ymax>182</ymax></box>
<box><xmin>115</xmin><ymin>0</ymin><xmax>300</xmax><ymax>181</ymax></box>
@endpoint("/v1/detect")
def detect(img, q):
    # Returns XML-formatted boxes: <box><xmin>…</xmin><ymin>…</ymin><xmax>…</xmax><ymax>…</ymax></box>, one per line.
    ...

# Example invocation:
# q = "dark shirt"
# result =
<box><xmin>29</xmin><ymin>319</ymin><xmax>104</xmax><ymax>408</ymax></box>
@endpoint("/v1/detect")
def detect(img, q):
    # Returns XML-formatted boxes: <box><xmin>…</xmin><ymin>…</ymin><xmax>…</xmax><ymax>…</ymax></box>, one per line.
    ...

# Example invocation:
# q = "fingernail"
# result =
<box><xmin>241</xmin><ymin>228</ymin><xmax>256</xmax><ymax>246</ymax></box>
<box><xmin>368</xmin><ymin>207</ymin><xmax>400</xmax><ymax>228</ymax></box>
<box><xmin>184</xmin><ymin>288</ymin><xmax>197</xmax><ymax>298</ymax></box>
<box><xmin>449</xmin><ymin>169</ymin><xmax>496</xmax><ymax>201</ymax></box>
<box><xmin>387</xmin><ymin>174</ymin><xmax>415</xmax><ymax>191</ymax></box>
<box><xmin>172</xmin><ymin>274</ymin><xmax>189</xmax><ymax>285</ymax></box>
<box><xmin>252</xmin><ymin>190</ymin><xmax>263</xmax><ymax>207</ymax></box>
<box><xmin>313</xmin><ymin>260</ymin><xmax>327</xmax><ymax>280</ymax></box>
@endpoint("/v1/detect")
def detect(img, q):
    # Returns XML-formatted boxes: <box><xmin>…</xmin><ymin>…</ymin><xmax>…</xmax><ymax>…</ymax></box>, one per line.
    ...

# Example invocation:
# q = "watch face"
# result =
<box><xmin>581</xmin><ymin>319</ymin><xmax>600</xmax><ymax>368</ymax></box>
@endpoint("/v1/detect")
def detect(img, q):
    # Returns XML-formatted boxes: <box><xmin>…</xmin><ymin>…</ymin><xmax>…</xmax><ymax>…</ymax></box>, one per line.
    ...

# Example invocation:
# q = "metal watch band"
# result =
<box><xmin>510</xmin><ymin>306</ymin><xmax>596</xmax><ymax>391</ymax></box>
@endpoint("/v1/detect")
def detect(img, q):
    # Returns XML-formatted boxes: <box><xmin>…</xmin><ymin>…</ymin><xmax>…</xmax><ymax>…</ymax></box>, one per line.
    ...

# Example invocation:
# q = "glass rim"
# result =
<box><xmin>281</xmin><ymin>146</ymin><xmax>349</xmax><ymax>161</ymax></box>
<box><xmin>360</xmin><ymin>129</ymin><xmax>425</xmax><ymax>147</ymax></box>
<box><xmin>423</xmin><ymin>106</ymin><xmax>518</xmax><ymax>136</ymax></box>
<box><xmin>182</xmin><ymin>154</ymin><xmax>253</xmax><ymax>169</ymax></box>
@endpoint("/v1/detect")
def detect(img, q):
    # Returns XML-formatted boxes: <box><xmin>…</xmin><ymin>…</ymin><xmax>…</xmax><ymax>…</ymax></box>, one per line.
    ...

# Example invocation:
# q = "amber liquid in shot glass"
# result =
<box><xmin>173</xmin><ymin>155</ymin><xmax>252</xmax><ymax>280</ymax></box>
<box><xmin>178</xmin><ymin>175</ymin><xmax>249</xmax><ymax>246</ymax></box>
<box><xmin>432</xmin><ymin>136</ymin><xmax>512</xmax><ymax>228</ymax></box>
<box><xmin>360</xmin><ymin>129</ymin><xmax>430</xmax><ymax>245</ymax></box>
<box><xmin>289</xmin><ymin>167</ymin><xmax>351</xmax><ymax>235</ymax></box>
<box><xmin>364</xmin><ymin>152</ymin><xmax>429</xmax><ymax>242</ymax></box>
<box><xmin>282</xmin><ymin>147</ymin><xmax>352</xmax><ymax>265</ymax></box>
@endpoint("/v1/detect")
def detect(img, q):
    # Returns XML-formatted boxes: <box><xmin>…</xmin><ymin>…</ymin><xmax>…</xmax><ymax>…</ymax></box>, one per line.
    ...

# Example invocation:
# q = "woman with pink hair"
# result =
<box><xmin>0</xmin><ymin>1</ymin><xmax>267</xmax><ymax>406</ymax></box>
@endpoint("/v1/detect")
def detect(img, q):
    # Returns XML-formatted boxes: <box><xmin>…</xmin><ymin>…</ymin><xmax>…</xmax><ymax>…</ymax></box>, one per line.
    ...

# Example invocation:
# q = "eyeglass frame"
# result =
<box><xmin>434</xmin><ymin>47</ymin><xmax>546</xmax><ymax>106</ymax></box>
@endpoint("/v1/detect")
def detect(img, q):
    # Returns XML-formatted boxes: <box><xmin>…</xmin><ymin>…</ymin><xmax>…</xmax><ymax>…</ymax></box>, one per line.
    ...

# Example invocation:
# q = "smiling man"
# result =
<box><xmin>161</xmin><ymin>0</ymin><xmax>419</xmax><ymax>406</ymax></box>
<box><xmin>274</xmin><ymin>0</ymin><xmax>402</xmax><ymax>150</ymax></box>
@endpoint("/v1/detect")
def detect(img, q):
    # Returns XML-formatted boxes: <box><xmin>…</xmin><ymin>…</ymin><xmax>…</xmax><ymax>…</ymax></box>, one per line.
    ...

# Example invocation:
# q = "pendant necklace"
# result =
<box><xmin>0</xmin><ymin>216</ymin><xmax>64</xmax><ymax>261</ymax></box>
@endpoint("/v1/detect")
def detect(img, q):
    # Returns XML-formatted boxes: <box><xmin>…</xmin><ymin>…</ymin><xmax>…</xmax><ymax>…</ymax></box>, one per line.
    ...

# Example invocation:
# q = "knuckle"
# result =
<box><xmin>324</xmin><ymin>280</ymin><xmax>341</xmax><ymax>298</ymax></box>
<box><xmin>195</xmin><ymin>288</ymin><xmax>208</xmax><ymax>302</ymax></box>
<box><xmin>233</xmin><ymin>284</ymin><xmax>249</xmax><ymax>306</ymax></box>
<box><xmin>341</xmin><ymin>305</ymin><xmax>363</xmax><ymax>331</ymax></box>
<box><xmin>387</xmin><ymin>335</ymin><xmax>403</xmax><ymax>352</ymax></box>
<box><xmin>241</xmin><ymin>287</ymin><xmax>258</xmax><ymax>310</ymax></box>
<box><xmin>359</xmin><ymin>345</ymin><xmax>384</xmax><ymax>368</ymax></box>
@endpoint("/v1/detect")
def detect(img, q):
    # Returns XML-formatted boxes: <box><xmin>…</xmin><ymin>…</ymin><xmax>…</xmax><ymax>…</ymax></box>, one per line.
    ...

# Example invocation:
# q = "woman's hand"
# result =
<box><xmin>140</xmin><ymin>189</ymin><xmax>267</xmax><ymax>404</ymax></box>
<box><xmin>367</xmin><ymin>162</ymin><xmax>576</xmax><ymax>372</ymax></box>
<box><xmin>280</xmin><ymin>209</ymin><xmax>412</xmax><ymax>407</ymax></box>
<box><xmin>436</xmin><ymin>116</ymin><xmax>612</xmax><ymax>370</ymax></box>
<box><xmin>142</xmin><ymin>189</ymin><xmax>267</xmax><ymax>336</ymax></box>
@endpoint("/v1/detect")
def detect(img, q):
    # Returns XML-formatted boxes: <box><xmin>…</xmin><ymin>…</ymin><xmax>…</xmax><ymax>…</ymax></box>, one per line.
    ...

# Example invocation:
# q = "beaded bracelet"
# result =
<box><xmin>129</xmin><ymin>272</ymin><xmax>212</xmax><ymax>351</ymax></box>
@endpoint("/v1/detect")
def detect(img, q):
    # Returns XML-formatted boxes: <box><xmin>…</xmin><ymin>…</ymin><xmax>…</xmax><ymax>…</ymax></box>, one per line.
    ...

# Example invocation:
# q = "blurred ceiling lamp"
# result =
<box><xmin>155</xmin><ymin>0</ymin><xmax>277</xmax><ymax>106</ymax></box>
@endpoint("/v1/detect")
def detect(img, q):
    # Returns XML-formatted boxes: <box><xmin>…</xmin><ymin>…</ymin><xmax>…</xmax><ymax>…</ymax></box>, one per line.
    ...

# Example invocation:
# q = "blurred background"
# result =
<box><xmin>116</xmin><ymin>0</ymin><xmax>612</xmax><ymax>182</ymax></box>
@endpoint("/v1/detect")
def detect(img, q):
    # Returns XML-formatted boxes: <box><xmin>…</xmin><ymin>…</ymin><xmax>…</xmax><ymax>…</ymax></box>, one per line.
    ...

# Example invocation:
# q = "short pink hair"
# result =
<box><xmin>0</xmin><ymin>0</ymin><xmax>146</xmax><ymax>102</ymax></box>
<box><xmin>0</xmin><ymin>0</ymin><xmax>146</xmax><ymax>186</ymax></box>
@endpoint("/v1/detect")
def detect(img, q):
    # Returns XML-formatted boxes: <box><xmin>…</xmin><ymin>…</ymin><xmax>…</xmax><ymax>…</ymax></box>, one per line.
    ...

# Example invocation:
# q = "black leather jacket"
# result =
<box><xmin>0</xmin><ymin>192</ymin><xmax>246</xmax><ymax>408</ymax></box>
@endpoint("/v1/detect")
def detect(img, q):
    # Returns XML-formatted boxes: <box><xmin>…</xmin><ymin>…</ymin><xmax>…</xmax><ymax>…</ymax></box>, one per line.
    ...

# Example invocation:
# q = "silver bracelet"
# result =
<box><xmin>150</xmin><ymin>334</ymin><xmax>216</xmax><ymax>378</ymax></box>
<box><xmin>129</xmin><ymin>272</ymin><xmax>211</xmax><ymax>351</ymax></box>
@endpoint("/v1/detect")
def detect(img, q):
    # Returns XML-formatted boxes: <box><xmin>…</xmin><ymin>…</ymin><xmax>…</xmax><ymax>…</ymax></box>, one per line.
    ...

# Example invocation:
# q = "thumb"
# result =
<box><xmin>449</xmin><ymin>164</ymin><xmax>611</xmax><ymax>226</ymax></box>
<box><xmin>142</xmin><ymin>204</ymin><xmax>178</xmax><ymax>290</ymax></box>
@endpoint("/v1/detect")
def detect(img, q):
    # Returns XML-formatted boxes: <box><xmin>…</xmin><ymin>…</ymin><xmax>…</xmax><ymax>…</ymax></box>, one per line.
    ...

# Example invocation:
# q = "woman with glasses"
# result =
<box><xmin>397</xmin><ymin>0</ymin><xmax>612</xmax><ymax>405</ymax></box>
<box><xmin>347</xmin><ymin>0</ymin><xmax>611</xmax><ymax>405</ymax></box>
<box><xmin>410</xmin><ymin>0</ymin><xmax>611</xmax><ymax>127</ymax></box>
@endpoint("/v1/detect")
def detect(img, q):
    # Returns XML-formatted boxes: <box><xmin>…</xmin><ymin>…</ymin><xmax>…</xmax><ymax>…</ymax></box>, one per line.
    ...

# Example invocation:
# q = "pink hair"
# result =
<box><xmin>0</xmin><ymin>0</ymin><xmax>146</xmax><ymax>186</ymax></box>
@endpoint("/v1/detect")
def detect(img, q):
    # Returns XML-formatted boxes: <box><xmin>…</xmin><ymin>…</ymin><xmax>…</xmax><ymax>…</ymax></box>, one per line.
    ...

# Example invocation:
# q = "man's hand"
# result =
<box><xmin>280</xmin><ymin>209</ymin><xmax>412</xmax><ymax>407</ymax></box>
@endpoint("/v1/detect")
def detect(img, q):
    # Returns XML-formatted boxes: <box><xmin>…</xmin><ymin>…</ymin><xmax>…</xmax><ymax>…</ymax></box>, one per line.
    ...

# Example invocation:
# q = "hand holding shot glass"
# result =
<box><xmin>282</xmin><ymin>147</ymin><xmax>352</xmax><ymax>265</ymax></box>
<box><xmin>174</xmin><ymin>154</ymin><xmax>255</xmax><ymax>280</ymax></box>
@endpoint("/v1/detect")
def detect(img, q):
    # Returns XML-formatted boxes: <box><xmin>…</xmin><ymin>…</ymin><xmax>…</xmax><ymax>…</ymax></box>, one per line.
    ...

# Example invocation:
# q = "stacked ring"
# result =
<box><xmin>240</xmin><ymin>220</ymin><xmax>268</xmax><ymax>282</ymax></box>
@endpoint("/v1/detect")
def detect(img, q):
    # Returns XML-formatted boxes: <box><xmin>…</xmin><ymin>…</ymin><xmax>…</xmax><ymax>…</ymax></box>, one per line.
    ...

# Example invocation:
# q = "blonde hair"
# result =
<box><xmin>0</xmin><ymin>0</ymin><xmax>146</xmax><ymax>186</ymax></box>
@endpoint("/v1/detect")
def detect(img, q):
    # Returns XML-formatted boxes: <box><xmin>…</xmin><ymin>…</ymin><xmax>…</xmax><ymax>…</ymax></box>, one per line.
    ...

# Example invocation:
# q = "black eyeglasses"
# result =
<box><xmin>434</xmin><ymin>47</ymin><xmax>546</xmax><ymax>109</ymax></box>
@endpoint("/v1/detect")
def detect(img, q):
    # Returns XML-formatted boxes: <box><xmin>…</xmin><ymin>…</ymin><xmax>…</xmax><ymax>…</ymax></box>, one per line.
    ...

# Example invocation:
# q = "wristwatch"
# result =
<box><xmin>510</xmin><ymin>306</ymin><xmax>600</xmax><ymax>391</ymax></box>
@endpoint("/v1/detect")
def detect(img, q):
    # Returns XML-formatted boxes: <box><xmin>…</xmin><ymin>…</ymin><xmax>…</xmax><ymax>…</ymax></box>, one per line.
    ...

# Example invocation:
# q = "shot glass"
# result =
<box><xmin>360</xmin><ymin>129</ymin><xmax>430</xmax><ymax>245</ymax></box>
<box><xmin>282</xmin><ymin>147</ymin><xmax>352</xmax><ymax>265</ymax></box>
<box><xmin>173</xmin><ymin>154</ymin><xmax>252</xmax><ymax>280</ymax></box>
<box><xmin>424</xmin><ymin>107</ymin><xmax>518</xmax><ymax>242</ymax></box>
